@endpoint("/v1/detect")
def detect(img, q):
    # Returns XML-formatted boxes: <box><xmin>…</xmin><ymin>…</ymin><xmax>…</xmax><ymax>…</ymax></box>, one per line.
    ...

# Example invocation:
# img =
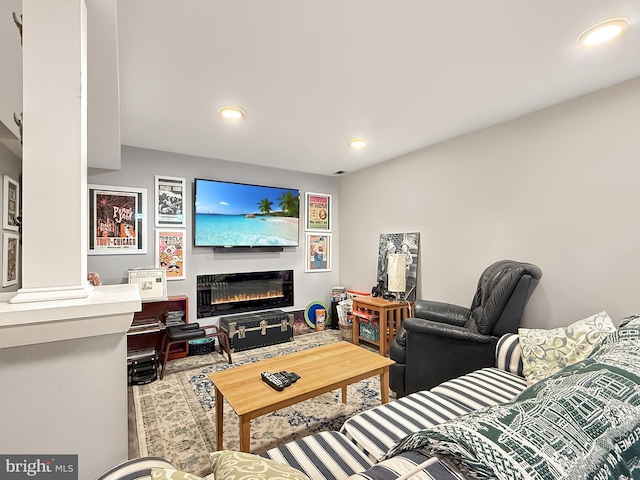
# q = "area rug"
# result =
<box><xmin>131</xmin><ymin>330</ymin><xmax>384</xmax><ymax>476</ymax></box>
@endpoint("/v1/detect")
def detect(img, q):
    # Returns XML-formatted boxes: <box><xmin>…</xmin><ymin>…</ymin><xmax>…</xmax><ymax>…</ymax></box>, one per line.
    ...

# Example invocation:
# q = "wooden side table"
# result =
<box><xmin>351</xmin><ymin>296</ymin><xmax>412</xmax><ymax>355</ymax></box>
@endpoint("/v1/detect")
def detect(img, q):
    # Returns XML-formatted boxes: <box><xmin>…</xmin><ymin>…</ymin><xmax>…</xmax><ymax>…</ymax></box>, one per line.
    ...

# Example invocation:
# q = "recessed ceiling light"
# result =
<box><xmin>218</xmin><ymin>106</ymin><xmax>245</xmax><ymax>120</ymax></box>
<box><xmin>578</xmin><ymin>18</ymin><xmax>629</xmax><ymax>47</ymax></box>
<box><xmin>348</xmin><ymin>138</ymin><xmax>368</xmax><ymax>149</ymax></box>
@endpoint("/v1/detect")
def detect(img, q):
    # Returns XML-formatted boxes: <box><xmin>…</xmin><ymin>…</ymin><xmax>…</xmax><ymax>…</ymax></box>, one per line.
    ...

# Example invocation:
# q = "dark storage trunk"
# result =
<box><xmin>220</xmin><ymin>309</ymin><xmax>294</xmax><ymax>352</ymax></box>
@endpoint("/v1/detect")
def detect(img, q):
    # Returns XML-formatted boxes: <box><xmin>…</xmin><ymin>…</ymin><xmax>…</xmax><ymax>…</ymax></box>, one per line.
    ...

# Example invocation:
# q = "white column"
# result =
<box><xmin>0</xmin><ymin>6</ymin><xmax>142</xmax><ymax>479</ymax></box>
<box><xmin>13</xmin><ymin>0</ymin><xmax>89</xmax><ymax>302</ymax></box>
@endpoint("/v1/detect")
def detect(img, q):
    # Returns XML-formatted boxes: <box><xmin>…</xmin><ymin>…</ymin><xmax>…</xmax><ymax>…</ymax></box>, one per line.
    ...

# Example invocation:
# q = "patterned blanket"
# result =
<box><xmin>383</xmin><ymin>316</ymin><xmax>640</xmax><ymax>479</ymax></box>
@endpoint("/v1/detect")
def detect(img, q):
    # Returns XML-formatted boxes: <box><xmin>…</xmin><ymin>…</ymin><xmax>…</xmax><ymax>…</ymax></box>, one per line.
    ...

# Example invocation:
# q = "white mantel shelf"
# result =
<box><xmin>0</xmin><ymin>284</ymin><xmax>141</xmax><ymax>349</ymax></box>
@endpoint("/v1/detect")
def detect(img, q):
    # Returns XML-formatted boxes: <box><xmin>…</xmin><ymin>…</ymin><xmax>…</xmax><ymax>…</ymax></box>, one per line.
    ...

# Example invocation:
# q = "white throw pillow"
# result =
<box><xmin>518</xmin><ymin>311</ymin><xmax>616</xmax><ymax>386</ymax></box>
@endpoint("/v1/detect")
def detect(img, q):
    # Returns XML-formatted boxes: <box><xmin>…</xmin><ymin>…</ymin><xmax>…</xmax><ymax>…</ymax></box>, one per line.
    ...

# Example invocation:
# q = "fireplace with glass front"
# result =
<box><xmin>196</xmin><ymin>270</ymin><xmax>294</xmax><ymax>318</ymax></box>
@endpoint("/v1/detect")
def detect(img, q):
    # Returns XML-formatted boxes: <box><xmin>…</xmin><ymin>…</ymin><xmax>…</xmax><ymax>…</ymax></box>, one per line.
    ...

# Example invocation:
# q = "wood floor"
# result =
<box><xmin>128</xmin><ymin>386</ymin><xmax>139</xmax><ymax>458</ymax></box>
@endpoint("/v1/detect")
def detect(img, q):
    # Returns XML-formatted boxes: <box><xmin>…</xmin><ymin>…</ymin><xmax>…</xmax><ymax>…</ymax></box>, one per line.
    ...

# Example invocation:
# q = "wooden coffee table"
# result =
<box><xmin>208</xmin><ymin>341</ymin><xmax>394</xmax><ymax>452</ymax></box>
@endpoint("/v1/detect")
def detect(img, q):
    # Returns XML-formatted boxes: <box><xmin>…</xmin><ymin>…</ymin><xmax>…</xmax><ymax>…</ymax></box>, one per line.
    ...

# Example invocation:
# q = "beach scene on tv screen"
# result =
<box><xmin>195</xmin><ymin>180</ymin><xmax>300</xmax><ymax>246</ymax></box>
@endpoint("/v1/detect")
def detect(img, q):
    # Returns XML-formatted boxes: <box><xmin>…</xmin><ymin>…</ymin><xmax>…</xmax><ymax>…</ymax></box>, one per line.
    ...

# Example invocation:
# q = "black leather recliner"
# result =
<box><xmin>389</xmin><ymin>259</ymin><xmax>542</xmax><ymax>397</ymax></box>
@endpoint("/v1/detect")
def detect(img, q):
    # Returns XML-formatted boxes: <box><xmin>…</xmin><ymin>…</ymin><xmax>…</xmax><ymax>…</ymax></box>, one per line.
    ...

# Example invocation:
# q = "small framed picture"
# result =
<box><xmin>3</xmin><ymin>175</ymin><xmax>20</xmax><ymax>232</ymax></box>
<box><xmin>88</xmin><ymin>184</ymin><xmax>147</xmax><ymax>255</ymax></box>
<box><xmin>155</xmin><ymin>175</ymin><xmax>186</xmax><ymax>227</ymax></box>
<box><xmin>128</xmin><ymin>268</ymin><xmax>167</xmax><ymax>302</ymax></box>
<box><xmin>3</xmin><ymin>232</ymin><xmax>19</xmax><ymax>287</ymax></box>
<box><xmin>305</xmin><ymin>233</ymin><xmax>332</xmax><ymax>272</ymax></box>
<box><xmin>305</xmin><ymin>192</ymin><xmax>331</xmax><ymax>231</ymax></box>
<box><xmin>155</xmin><ymin>229</ymin><xmax>186</xmax><ymax>280</ymax></box>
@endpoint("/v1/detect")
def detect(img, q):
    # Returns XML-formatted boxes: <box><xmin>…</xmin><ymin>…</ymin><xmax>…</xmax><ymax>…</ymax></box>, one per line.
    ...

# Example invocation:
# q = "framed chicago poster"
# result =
<box><xmin>305</xmin><ymin>192</ymin><xmax>331</xmax><ymax>231</ymax></box>
<box><xmin>154</xmin><ymin>175</ymin><xmax>186</xmax><ymax>227</ymax></box>
<box><xmin>155</xmin><ymin>228</ymin><xmax>186</xmax><ymax>280</ymax></box>
<box><xmin>3</xmin><ymin>175</ymin><xmax>20</xmax><ymax>232</ymax></box>
<box><xmin>2</xmin><ymin>232</ymin><xmax>19</xmax><ymax>287</ymax></box>
<box><xmin>88</xmin><ymin>184</ymin><xmax>147</xmax><ymax>255</ymax></box>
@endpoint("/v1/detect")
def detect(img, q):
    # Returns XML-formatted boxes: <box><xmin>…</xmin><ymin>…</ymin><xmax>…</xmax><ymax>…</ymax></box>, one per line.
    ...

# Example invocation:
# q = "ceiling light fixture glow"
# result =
<box><xmin>218</xmin><ymin>106</ymin><xmax>245</xmax><ymax>120</ymax></box>
<box><xmin>348</xmin><ymin>138</ymin><xmax>368</xmax><ymax>149</ymax></box>
<box><xmin>578</xmin><ymin>18</ymin><xmax>629</xmax><ymax>47</ymax></box>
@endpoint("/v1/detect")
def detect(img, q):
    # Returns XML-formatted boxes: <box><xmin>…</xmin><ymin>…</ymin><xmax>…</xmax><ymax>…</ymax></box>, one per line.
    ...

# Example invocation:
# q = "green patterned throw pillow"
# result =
<box><xmin>150</xmin><ymin>468</ymin><xmax>204</xmax><ymax>480</ymax></box>
<box><xmin>383</xmin><ymin>319</ymin><xmax>640</xmax><ymax>479</ymax></box>
<box><xmin>518</xmin><ymin>310</ymin><xmax>616</xmax><ymax>385</ymax></box>
<box><xmin>210</xmin><ymin>450</ymin><xmax>310</xmax><ymax>480</ymax></box>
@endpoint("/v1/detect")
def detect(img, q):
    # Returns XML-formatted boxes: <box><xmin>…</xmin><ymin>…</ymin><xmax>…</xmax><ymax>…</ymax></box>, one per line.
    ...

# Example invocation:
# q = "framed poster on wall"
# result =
<box><xmin>3</xmin><ymin>175</ymin><xmax>20</xmax><ymax>232</ymax></box>
<box><xmin>2</xmin><ymin>231</ymin><xmax>19</xmax><ymax>287</ymax></box>
<box><xmin>155</xmin><ymin>229</ymin><xmax>186</xmax><ymax>280</ymax></box>
<box><xmin>154</xmin><ymin>175</ymin><xmax>186</xmax><ymax>227</ymax></box>
<box><xmin>88</xmin><ymin>184</ymin><xmax>147</xmax><ymax>255</ymax></box>
<box><xmin>305</xmin><ymin>233</ymin><xmax>332</xmax><ymax>272</ymax></box>
<box><xmin>305</xmin><ymin>192</ymin><xmax>331</xmax><ymax>231</ymax></box>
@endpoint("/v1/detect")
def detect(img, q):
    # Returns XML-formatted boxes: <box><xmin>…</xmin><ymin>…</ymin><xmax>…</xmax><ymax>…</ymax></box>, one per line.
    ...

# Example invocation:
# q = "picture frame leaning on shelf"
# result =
<box><xmin>128</xmin><ymin>268</ymin><xmax>167</xmax><ymax>302</ymax></box>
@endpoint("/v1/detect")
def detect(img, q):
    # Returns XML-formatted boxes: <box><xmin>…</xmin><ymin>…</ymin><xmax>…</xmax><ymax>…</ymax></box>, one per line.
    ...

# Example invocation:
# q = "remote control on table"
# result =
<box><xmin>274</xmin><ymin>371</ymin><xmax>294</xmax><ymax>387</ymax></box>
<box><xmin>279</xmin><ymin>371</ymin><xmax>300</xmax><ymax>383</ymax></box>
<box><xmin>261</xmin><ymin>372</ymin><xmax>287</xmax><ymax>391</ymax></box>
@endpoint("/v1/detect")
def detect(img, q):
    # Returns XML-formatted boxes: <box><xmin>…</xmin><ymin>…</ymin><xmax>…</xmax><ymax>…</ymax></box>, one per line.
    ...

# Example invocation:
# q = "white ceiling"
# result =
<box><xmin>115</xmin><ymin>1</ymin><xmax>640</xmax><ymax>176</ymax></box>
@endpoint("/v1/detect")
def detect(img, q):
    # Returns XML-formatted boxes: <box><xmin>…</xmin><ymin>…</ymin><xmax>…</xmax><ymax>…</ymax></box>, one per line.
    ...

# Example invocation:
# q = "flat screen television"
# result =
<box><xmin>194</xmin><ymin>178</ymin><xmax>300</xmax><ymax>248</ymax></box>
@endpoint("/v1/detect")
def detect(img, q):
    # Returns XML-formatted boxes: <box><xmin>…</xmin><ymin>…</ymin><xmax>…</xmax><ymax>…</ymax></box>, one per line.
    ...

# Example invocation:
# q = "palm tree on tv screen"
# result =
<box><xmin>258</xmin><ymin>198</ymin><xmax>273</xmax><ymax>215</ymax></box>
<box><xmin>277</xmin><ymin>191</ymin><xmax>299</xmax><ymax>217</ymax></box>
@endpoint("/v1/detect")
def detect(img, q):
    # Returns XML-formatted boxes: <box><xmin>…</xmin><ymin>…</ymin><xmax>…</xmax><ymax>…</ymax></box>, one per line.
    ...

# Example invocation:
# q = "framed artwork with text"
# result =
<box><xmin>88</xmin><ymin>184</ymin><xmax>147</xmax><ymax>255</ymax></box>
<box><xmin>155</xmin><ymin>175</ymin><xmax>186</xmax><ymax>227</ymax></box>
<box><xmin>128</xmin><ymin>268</ymin><xmax>167</xmax><ymax>302</ymax></box>
<box><xmin>305</xmin><ymin>192</ymin><xmax>331</xmax><ymax>231</ymax></box>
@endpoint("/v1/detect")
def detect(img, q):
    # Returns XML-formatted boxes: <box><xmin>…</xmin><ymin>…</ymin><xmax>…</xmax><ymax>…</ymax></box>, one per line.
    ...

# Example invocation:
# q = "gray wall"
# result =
<box><xmin>88</xmin><ymin>146</ymin><xmax>340</xmax><ymax>325</ymax></box>
<box><xmin>0</xmin><ymin>143</ymin><xmax>21</xmax><ymax>293</ymax></box>
<box><xmin>338</xmin><ymin>77</ymin><xmax>640</xmax><ymax>329</ymax></box>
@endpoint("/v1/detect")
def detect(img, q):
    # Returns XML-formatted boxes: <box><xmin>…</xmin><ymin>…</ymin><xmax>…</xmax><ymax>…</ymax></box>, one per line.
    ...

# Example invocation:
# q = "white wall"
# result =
<box><xmin>86</xmin><ymin>0</ymin><xmax>122</xmax><ymax>170</ymax></box>
<box><xmin>0</xmin><ymin>332</ymin><xmax>129</xmax><ymax>480</ymax></box>
<box><xmin>88</xmin><ymin>146</ymin><xmax>340</xmax><ymax>325</ymax></box>
<box><xmin>339</xmin><ymin>77</ymin><xmax>640</xmax><ymax>329</ymax></box>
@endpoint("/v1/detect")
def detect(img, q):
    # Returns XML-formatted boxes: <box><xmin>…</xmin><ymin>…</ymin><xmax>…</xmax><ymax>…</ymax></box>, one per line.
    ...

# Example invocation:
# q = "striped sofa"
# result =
<box><xmin>262</xmin><ymin>333</ymin><xmax>526</xmax><ymax>480</ymax></box>
<box><xmin>100</xmin><ymin>334</ymin><xmax>524</xmax><ymax>480</ymax></box>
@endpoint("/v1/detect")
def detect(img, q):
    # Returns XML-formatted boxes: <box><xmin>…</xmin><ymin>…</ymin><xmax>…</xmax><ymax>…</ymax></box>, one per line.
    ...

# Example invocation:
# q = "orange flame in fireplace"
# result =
<box><xmin>211</xmin><ymin>289</ymin><xmax>284</xmax><ymax>305</ymax></box>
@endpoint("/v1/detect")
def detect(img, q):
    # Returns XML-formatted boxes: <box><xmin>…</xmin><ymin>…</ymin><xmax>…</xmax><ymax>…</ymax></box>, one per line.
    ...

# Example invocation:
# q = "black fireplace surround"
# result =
<box><xmin>196</xmin><ymin>270</ymin><xmax>294</xmax><ymax>318</ymax></box>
